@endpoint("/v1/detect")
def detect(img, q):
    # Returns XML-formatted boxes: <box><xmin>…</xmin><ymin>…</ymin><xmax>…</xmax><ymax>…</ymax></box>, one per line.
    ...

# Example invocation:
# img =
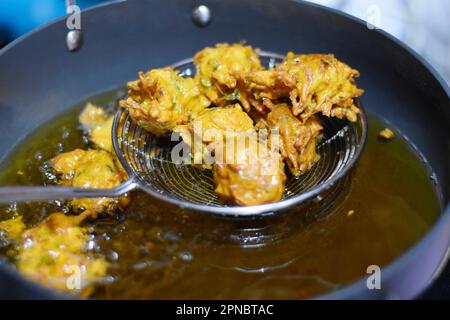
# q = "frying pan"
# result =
<box><xmin>0</xmin><ymin>0</ymin><xmax>449</xmax><ymax>299</ymax></box>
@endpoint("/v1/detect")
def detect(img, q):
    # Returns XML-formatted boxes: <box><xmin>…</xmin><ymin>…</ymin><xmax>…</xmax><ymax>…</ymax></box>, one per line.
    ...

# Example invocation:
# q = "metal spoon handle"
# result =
<box><xmin>0</xmin><ymin>181</ymin><xmax>137</xmax><ymax>204</ymax></box>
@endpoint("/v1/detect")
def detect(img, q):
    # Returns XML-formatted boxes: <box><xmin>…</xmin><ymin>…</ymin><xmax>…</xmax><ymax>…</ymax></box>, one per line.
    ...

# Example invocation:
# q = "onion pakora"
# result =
<box><xmin>214</xmin><ymin>141</ymin><xmax>286</xmax><ymax>206</ymax></box>
<box><xmin>0</xmin><ymin>104</ymin><xmax>127</xmax><ymax>296</ymax></box>
<box><xmin>0</xmin><ymin>213</ymin><xmax>107</xmax><ymax>295</ymax></box>
<box><xmin>175</xmin><ymin>104</ymin><xmax>255</xmax><ymax>167</ymax></box>
<box><xmin>79</xmin><ymin>103</ymin><xmax>115</xmax><ymax>153</ymax></box>
<box><xmin>246</xmin><ymin>53</ymin><xmax>363</xmax><ymax>122</ymax></box>
<box><xmin>0</xmin><ymin>215</ymin><xmax>25</xmax><ymax>240</ymax></box>
<box><xmin>194</xmin><ymin>43</ymin><xmax>263</xmax><ymax>110</ymax></box>
<box><xmin>50</xmin><ymin>149</ymin><xmax>129</xmax><ymax>219</ymax></box>
<box><xmin>175</xmin><ymin>104</ymin><xmax>286</xmax><ymax>206</ymax></box>
<box><xmin>119</xmin><ymin>68</ymin><xmax>211</xmax><ymax>136</ymax></box>
<box><xmin>255</xmin><ymin>104</ymin><xmax>323</xmax><ymax>176</ymax></box>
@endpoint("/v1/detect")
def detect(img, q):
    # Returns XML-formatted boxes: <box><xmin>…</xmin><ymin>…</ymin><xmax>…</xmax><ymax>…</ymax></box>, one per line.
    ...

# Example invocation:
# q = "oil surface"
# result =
<box><xmin>0</xmin><ymin>91</ymin><xmax>441</xmax><ymax>299</ymax></box>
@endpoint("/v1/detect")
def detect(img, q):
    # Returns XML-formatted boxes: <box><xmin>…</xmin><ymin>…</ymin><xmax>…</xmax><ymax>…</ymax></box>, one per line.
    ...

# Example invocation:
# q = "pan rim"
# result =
<box><xmin>0</xmin><ymin>0</ymin><xmax>448</xmax><ymax>300</ymax></box>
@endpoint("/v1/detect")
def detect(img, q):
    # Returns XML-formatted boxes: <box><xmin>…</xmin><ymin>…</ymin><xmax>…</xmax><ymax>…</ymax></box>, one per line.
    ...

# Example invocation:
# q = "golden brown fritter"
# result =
<box><xmin>0</xmin><ymin>215</ymin><xmax>25</xmax><ymax>239</ymax></box>
<box><xmin>90</xmin><ymin>116</ymin><xmax>114</xmax><ymax>152</ymax></box>
<box><xmin>255</xmin><ymin>104</ymin><xmax>323</xmax><ymax>176</ymax></box>
<box><xmin>79</xmin><ymin>102</ymin><xmax>108</xmax><ymax>131</ymax></box>
<box><xmin>50</xmin><ymin>149</ymin><xmax>129</xmax><ymax>219</ymax></box>
<box><xmin>194</xmin><ymin>43</ymin><xmax>263</xmax><ymax>110</ymax></box>
<box><xmin>175</xmin><ymin>104</ymin><xmax>255</xmax><ymax>166</ymax></box>
<box><xmin>214</xmin><ymin>141</ymin><xmax>286</xmax><ymax>206</ymax></box>
<box><xmin>119</xmin><ymin>68</ymin><xmax>211</xmax><ymax>136</ymax></box>
<box><xmin>78</xmin><ymin>103</ymin><xmax>129</xmax><ymax>182</ymax></box>
<box><xmin>246</xmin><ymin>53</ymin><xmax>363</xmax><ymax>122</ymax></box>
<box><xmin>2</xmin><ymin>213</ymin><xmax>107</xmax><ymax>295</ymax></box>
<box><xmin>295</xmin><ymin>117</ymin><xmax>323</xmax><ymax>173</ymax></box>
<box><xmin>79</xmin><ymin>103</ymin><xmax>115</xmax><ymax>153</ymax></box>
<box><xmin>175</xmin><ymin>104</ymin><xmax>285</xmax><ymax>206</ymax></box>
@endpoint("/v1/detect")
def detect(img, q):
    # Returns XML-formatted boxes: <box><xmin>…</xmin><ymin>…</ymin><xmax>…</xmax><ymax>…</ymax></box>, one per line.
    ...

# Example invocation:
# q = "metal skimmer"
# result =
<box><xmin>0</xmin><ymin>53</ymin><xmax>367</xmax><ymax>217</ymax></box>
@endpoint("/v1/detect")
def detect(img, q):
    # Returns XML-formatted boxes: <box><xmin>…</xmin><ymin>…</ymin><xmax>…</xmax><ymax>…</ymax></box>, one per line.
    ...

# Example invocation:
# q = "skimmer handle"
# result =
<box><xmin>0</xmin><ymin>181</ymin><xmax>137</xmax><ymax>204</ymax></box>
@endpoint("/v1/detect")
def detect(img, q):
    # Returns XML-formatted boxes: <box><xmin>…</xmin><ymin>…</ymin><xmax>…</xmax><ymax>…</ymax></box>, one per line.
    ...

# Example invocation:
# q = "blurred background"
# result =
<box><xmin>0</xmin><ymin>0</ymin><xmax>449</xmax><ymax>84</ymax></box>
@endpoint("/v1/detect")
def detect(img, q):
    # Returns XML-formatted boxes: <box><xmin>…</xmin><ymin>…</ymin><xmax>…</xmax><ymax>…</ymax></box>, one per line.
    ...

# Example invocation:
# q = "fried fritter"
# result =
<box><xmin>50</xmin><ymin>149</ymin><xmax>129</xmax><ymax>219</ymax></box>
<box><xmin>175</xmin><ymin>104</ymin><xmax>255</xmax><ymax>166</ymax></box>
<box><xmin>246</xmin><ymin>53</ymin><xmax>363</xmax><ymax>122</ymax></box>
<box><xmin>0</xmin><ymin>215</ymin><xmax>25</xmax><ymax>240</ymax></box>
<box><xmin>119</xmin><ymin>67</ymin><xmax>211</xmax><ymax>136</ymax></box>
<box><xmin>79</xmin><ymin>102</ymin><xmax>109</xmax><ymax>131</ymax></box>
<box><xmin>78</xmin><ymin>103</ymin><xmax>129</xmax><ymax>181</ymax></box>
<box><xmin>194</xmin><ymin>43</ymin><xmax>263</xmax><ymax>110</ymax></box>
<box><xmin>2</xmin><ymin>213</ymin><xmax>107</xmax><ymax>295</ymax></box>
<box><xmin>89</xmin><ymin>116</ymin><xmax>114</xmax><ymax>153</ymax></box>
<box><xmin>175</xmin><ymin>103</ymin><xmax>285</xmax><ymax>206</ymax></box>
<box><xmin>213</xmin><ymin>141</ymin><xmax>286</xmax><ymax>206</ymax></box>
<box><xmin>79</xmin><ymin>103</ymin><xmax>114</xmax><ymax>153</ymax></box>
<box><xmin>255</xmin><ymin>104</ymin><xmax>323</xmax><ymax>176</ymax></box>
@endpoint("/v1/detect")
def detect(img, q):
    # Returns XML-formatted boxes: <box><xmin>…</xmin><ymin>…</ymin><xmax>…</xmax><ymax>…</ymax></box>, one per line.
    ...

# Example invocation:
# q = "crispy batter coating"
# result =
<box><xmin>175</xmin><ymin>104</ymin><xmax>255</xmax><ymax>166</ymax></box>
<box><xmin>194</xmin><ymin>43</ymin><xmax>263</xmax><ymax>109</ymax></box>
<box><xmin>175</xmin><ymin>104</ymin><xmax>285</xmax><ymax>206</ymax></box>
<box><xmin>50</xmin><ymin>149</ymin><xmax>129</xmax><ymax>219</ymax></box>
<box><xmin>0</xmin><ymin>215</ymin><xmax>25</xmax><ymax>239</ymax></box>
<box><xmin>246</xmin><ymin>53</ymin><xmax>363</xmax><ymax>122</ymax></box>
<box><xmin>79</xmin><ymin>103</ymin><xmax>115</xmax><ymax>153</ymax></box>
<box><xmin>79</xmin><ymin>102</ymin><xmax>109</xmax><ymax>131</ymax></box>
<box><xmin>2</xmin><ymin>213</ymin><xmax>107</xmax><ymax>294</ymax></box>
<box><xmin>90</xmin><ymin>116</ymin><xmax>114</xmax><ymax>153</ymax></box>
<box><xmin>213</xmin><ymin>141</ymin><xmax>286</xmax><ymax>206</ymax></box>
<box><xmin>119</xmin><ymin>68</ymin><xmax>211</xmax><ymax>136</ymax></box>
<box><xmin>255</xmin><ymin>104</ymin><xmax>323</xmax><ymax>176</ymax></box>
<box><xmin>78</xmin><ymin>103</ymin><xmax>129</xmax><ymax>180</ymax></box>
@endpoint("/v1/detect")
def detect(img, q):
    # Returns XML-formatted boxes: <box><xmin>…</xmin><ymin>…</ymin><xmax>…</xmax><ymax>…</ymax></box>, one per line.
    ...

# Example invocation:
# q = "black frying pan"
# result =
<box><xmin>0</xmin><ymin>0</ymin><xmax>449</xmax><ymax>299</ymax></box>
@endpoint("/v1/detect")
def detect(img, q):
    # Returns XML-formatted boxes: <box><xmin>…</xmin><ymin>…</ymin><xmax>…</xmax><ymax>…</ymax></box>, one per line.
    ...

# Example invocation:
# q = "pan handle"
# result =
<box><xmin>0</xmin><ymin>180</ymin><xmax>137</xmax><ymax>204</ymax></box>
